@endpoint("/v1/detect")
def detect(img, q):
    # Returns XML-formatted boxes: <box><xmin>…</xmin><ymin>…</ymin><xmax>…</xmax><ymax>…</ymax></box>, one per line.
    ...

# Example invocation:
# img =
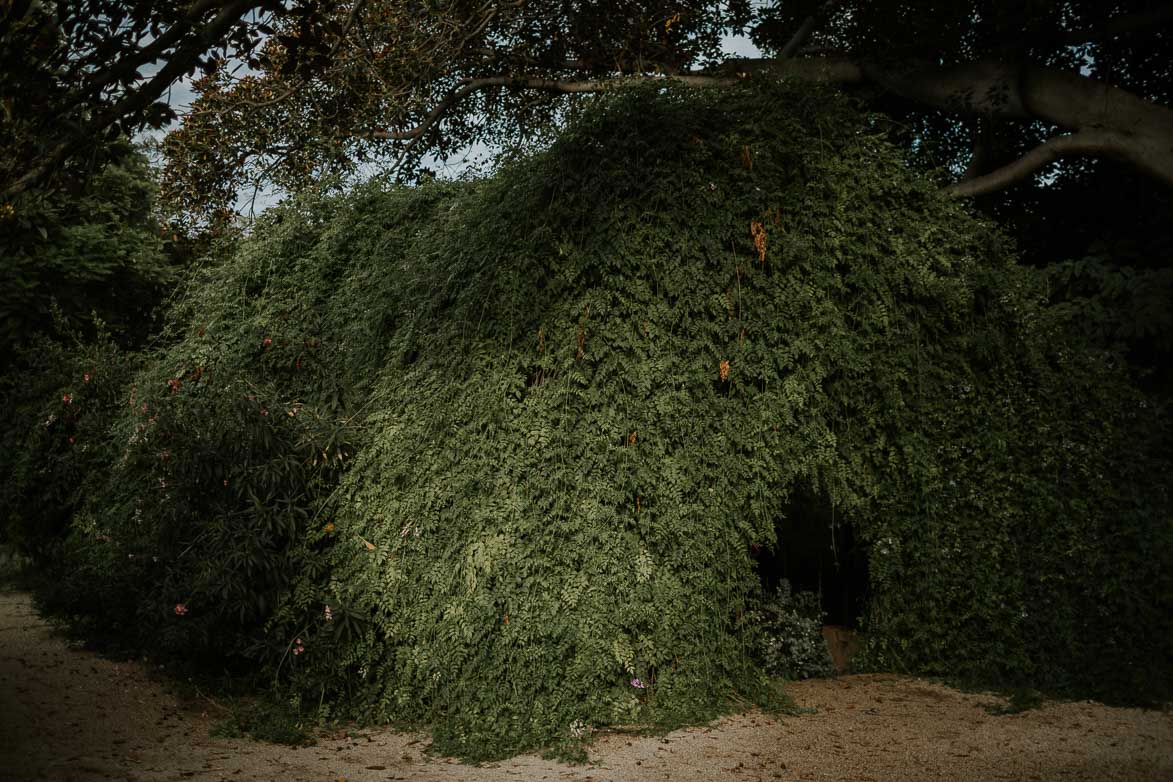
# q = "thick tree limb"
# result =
<box><xmin>748</xmin><ymin>56</ymin><xmax>1173</xmax><ymax>192</ymax></box>
<box><xmin>779</xmin><ymin>0</ymin><xmax>844</xmax><ymax>59</ymax></box>
<box><xmin>852</xmin><ymin>59</ymin><xmax>1173</xmax><ymax>191</ymax></box>
<box><xmin>942</xmin><ymin>130</ymin><xmax>1129</xmax><ymax>197</ymax></box>
<box><xmin>361</xmin><ymin>54</ymin><xmax>1172</xmax><ymax>195</ymax></box>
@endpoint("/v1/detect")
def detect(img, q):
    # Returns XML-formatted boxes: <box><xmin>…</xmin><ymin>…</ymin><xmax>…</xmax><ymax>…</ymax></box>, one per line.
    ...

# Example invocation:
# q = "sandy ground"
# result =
<box><xmin>1</xmin><ymin>590</ymin><xmax>1171</xmax><ymax>782</ymax></box>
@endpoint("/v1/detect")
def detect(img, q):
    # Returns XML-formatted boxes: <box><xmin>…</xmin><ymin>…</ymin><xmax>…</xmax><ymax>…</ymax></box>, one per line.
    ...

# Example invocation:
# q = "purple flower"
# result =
<box><xmin>631</xmin><ymin>678</ymin><xmax>646</xmax><ymax>689</ymax></box>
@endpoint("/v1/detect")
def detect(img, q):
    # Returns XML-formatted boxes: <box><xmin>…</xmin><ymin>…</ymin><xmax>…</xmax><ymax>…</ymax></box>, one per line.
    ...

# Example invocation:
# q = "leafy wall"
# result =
<box><xmin>8</xmin><ymin>84</ymin><xmax>1170</xmax><ymax>759</ymax></box>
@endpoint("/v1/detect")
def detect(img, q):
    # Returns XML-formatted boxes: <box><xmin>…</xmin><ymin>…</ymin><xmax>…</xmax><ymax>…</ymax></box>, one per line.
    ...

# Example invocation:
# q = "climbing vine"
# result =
<box><xmin>7</xmin><ymin>83</ymin><xmax>1169</xmax><ymax>760</ymax></box>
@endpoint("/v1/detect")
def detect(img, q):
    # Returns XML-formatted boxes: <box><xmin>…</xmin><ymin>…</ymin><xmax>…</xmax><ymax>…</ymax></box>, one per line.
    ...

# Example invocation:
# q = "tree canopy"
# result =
<box><xmin>152</xmin><ymin>0</ymin><xmax>1173</xmax><ymax>224</ymax></box>
<box><xmin>4</xmin><ymin>2</ymin><xmax>1171</xmax><ymax>215</ymax></box>
<box><xmin>0</xmin><ymin>142</ymin><xmax>176</xmax><ymax>365</ymax></box>
<box><xmin>0</xmin><ymin>0</ymin><xmax>289</xmax><ymax>203</ymax></box>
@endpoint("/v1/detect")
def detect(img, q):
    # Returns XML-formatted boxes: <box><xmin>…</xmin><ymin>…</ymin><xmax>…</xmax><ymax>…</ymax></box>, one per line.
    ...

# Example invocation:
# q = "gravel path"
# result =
<box><xmin>2</xmin><ymin>591</ymin><xmax>1170</xmax><ymax>782</ymax></box>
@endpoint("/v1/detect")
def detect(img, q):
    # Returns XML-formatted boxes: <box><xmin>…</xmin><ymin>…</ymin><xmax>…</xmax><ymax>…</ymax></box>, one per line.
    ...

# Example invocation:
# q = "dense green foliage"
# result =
<box><xmin>0</xmin><ymin>146</ymin><xmax>178</xmax><ymax>562</ymax></box>
<box><xmin>7</xmin><ymin>84</ymin><xmax>1170</xmax><ymax>759</ymax></box>
<box><xmin>0</xmin><ymin>145</ymin><xmax>175</xmax><ymax>363</ymax></box>
<box><xmin>0</xmin><ymin>328</ymin><xmax>140</xmax><ymax>560</ymax></box>
<box><xmin>752</xmin><ymin>581</ymin><xmax>835</xmax><ymax>680</ymax></box>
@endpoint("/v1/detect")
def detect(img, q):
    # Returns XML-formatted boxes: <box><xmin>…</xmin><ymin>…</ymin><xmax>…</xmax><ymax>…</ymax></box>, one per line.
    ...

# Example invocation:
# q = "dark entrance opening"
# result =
<box><xmin>755</xmin><ymin>486</ymin><xmax>869</xmax><ymax>628</ymax></box>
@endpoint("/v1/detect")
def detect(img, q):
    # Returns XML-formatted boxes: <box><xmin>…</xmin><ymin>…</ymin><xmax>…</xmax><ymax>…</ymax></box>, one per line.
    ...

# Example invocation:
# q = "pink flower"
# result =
<box><xmin>631</xmin><ymin>678</ymin><xmax>646</xmax><ymax>689</ymax></box>
<box><xmin>262</xmin><ymin>337</ymin><xmax>272</xmax><ymax>349</ymax></box>
<box><xmin>83</xmin><ymin>373</ymin><xmax>90</xmax><ymax>383</ymax></box>
<box><xmin>62</xmin><ymin>392</ymin><xmax>72</xmax><ymax>404</ymax></box>
<box><xmin>323</xmin><ymin>605</ymin><xmax>333</xmax><ymax>621</ymax></box>
<box><xmin>293</xmin><ymin>638</ymin><xmax>305</xmax><ymax>655</ymax></box>
<box><xmin>174</xmin><ymin>603</ymin><xmax>188</xmax><ymax>616</ymax></box>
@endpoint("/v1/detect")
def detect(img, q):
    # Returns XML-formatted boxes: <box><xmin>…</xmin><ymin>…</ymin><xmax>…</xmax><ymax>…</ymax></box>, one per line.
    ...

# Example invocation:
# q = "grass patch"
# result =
<box><xmin>0</xmin><ymin>546</ymin><xmax>34</xmax><ymax>591</ymax></box>
<box><xmin>210</xmin><ymin>697</ymin><xmax>315</xmax><ymax>746</ymax></box>
<box><xmin>985</xmin><ymin>686</ymin><xmax>1045</xmax><ymax>716</ymax></box>
<box><xmin>939</xmin><ymin>676</ymin><xmax>1047</xmax><ymax>715</ymax></box>
<box><xmin>754</xmin><ymin>677</ymin><xmax>816</xmax><ymax>717</ymax></box>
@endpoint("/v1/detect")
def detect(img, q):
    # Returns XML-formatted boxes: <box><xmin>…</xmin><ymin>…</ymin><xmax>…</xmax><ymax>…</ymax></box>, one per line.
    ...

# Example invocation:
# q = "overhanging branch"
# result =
<box><xmin>364</xmin><ymin>56</ymin><xmax>1172</xmax><ymax>196</ymax></box>
<box><xmin>0</xmin><ymin>0</ymin><xmax>270</xmax><ymax>201</ymax></box>
<box><xmin>960</xmin><ymin>116</ymin><xmax>993</xmax><ymax>181</ymax></box>
<box><xmin>779</xmin><ymin>0</ymin><xmax>844</xmax><ymax>59</ymax></box>
<box><xmin>942</xmin><ymin>130</ymin><xmax>1127</xmax><ymax>198</ymax></box>
<box><xmin>370</xmin><ymin>72</ymin><xmax>740</xmax><ymax>148</ymax></box>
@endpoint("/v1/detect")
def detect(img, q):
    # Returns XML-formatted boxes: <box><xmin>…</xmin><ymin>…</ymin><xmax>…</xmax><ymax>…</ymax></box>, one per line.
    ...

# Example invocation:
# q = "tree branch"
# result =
<box><xmin>92</xmin><ymin>0</ymin><xmax>264</xmax><ymax>134</ymax></box>
<box><xmin>358</xmin><ymin>53</ymin><xmax>1173</xmax><ymax>195</ymax></box>
<box><xmin>1</xmin><ymin>0</ymin><xmax>269</xmax><ymax>201</ymax></box>
<box><xmin>79</xmin><ymin>0</ymin><xmax>248</xmax><ymax>104</ymax></box>
<box><xmin>961</xmin><ymin>117</ymin><xmax>993</xmax><ymax>181</ymax></box>
<box><xmin>370</xmin><ymin>72</ymin><xmax>740</xmax><ymax>145</ymax></box>
<box><xmin>942</xmin><ymin>130</ymin><xmax>1129</xmax><ymax>198</ymax></box>
<box><xmin>779</xmin><ymin>0</ymin><xmax>844</xmax><ymax>59</ymax></box>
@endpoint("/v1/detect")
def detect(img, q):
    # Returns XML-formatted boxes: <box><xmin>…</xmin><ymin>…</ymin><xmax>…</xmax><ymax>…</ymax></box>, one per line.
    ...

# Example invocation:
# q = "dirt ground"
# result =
<box><xmin>2</xmin><ymin>590</ymin><xmax>1171</xmax><ymax>782</ymax></box>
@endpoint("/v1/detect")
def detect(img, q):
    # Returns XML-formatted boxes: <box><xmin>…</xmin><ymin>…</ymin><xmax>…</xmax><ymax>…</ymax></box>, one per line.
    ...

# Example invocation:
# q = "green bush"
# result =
<box><xmin>751</xmin><ymin>581</ymin><xmax>835</xmax><ymax>680</ymax></box>
<box><xmin>0</xmin><ymin>143</ymin><xmax>176</xmax><ymax>364</ymax></box>
<box><xmin>0</xmin><ymin>323</ymin><xmax>142</xmax><ymax>560</ymax></box>
<box><xmin>0</xmin><ymin>143</ymin><xmax>178</xmax><ymax>571</ymax></box>
<box><xmin>30</xmin><ymin>348</ymin><xmax>354</xmax><ymax>663</ymax></box>
<box><xmin>12</xmin><ymin>83</ymin><xmax>1171</xmax><ymax>759</ymax></box>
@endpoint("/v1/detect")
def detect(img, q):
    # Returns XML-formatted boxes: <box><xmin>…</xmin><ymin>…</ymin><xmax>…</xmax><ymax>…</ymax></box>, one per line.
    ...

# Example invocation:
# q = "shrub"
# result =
<box><xmin>0</xmin><ymin>322</ymin><xmax>142</xmax><ymax>560</ymax></box>
<box><xmin>15</xmin><ymin>83</ymin><xmax>1171</xmax><ymax>759</ymax></box>
<box><xmin>0</xmin><ymin>143</ymin><xmax>176</xmax><ymax>365</ymax></box>
<box><xmin>752</xmin><ymin>581</ymin><xmax>835</xmax><ymax>680</ymax></box>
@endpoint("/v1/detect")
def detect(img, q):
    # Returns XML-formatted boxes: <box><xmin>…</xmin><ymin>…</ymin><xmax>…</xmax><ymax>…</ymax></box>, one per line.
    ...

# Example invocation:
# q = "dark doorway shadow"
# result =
<box><xmin>755</xmin><ymin>485</ymin><xmax>868</xmax><ymax>628</ymax></box>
